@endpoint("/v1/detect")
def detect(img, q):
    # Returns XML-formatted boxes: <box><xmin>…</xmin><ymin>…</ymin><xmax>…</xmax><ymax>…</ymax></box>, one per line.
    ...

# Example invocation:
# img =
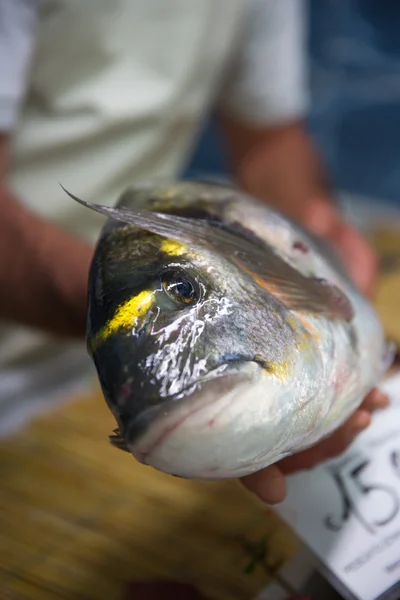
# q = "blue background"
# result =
<box><xmin>184</xmin><ymin>1</ymin><xmax>400</xmax><ymax>206</ymax></box>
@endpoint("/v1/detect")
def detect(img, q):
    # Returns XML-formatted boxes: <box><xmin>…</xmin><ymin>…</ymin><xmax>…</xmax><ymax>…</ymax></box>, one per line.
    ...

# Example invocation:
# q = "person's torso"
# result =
<box><xmin>9</xmin><ymin>0</ymin><xmax>246</xmax><ymax>241</ymax></box>
<box><xmin>0</xmin><ymin>0</ymin><xmax>248</xmax><ymax>401</ymax></box>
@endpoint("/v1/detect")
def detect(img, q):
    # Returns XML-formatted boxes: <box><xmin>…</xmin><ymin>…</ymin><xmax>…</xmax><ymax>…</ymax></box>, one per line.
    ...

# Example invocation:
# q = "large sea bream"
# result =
<box><xmin>66</xmin><ymin>181</ymin><xmax>393</xmax><ymax>479</ymax></box>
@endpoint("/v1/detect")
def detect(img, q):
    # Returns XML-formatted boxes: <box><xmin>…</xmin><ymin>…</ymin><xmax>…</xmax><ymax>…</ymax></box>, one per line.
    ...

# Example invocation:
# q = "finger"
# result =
<box><xmin>240</xmin><ymin>391</ymin><xmax>385</xmax><ymax>501</ymax></box>
<box><xmin>360</xmin><ymin>388</ymin><xmax>390</xmax><ymax>413</ymax></box>
<box><xmin>301</xmin><ymin>197</ymin><xmax>341</xmax><ymax>238</ymax></box>
<box><xmin>241</xmin><ymin>464</ymin><xmax>286</xmax><ymax>504</ymax></box>
<box><xmin>313</xmin><ymin>409</ymin><xmax>372</xmax><ymax>459</ymax></box>
<box><xmin>278</xmin><ymin>409</ymin><xmax>371</xmax><ymax>475</ymax></box>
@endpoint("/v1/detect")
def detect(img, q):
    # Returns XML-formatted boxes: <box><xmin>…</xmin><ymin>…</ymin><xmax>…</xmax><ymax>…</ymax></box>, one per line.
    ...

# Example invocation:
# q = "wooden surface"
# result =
<box><xmin>373</xmin><ymin>224</ymin><xmax>400</xmax><ymax>345</ymax></box>
<box><xmin>0</xmin><ymin>223</ymin><xmax>399</xmax><ymax>600</ymax></box>
<box><xmin>0</xmin><ymin>392</ymin><xmax>297</xmax><ymax>600</ymax></box>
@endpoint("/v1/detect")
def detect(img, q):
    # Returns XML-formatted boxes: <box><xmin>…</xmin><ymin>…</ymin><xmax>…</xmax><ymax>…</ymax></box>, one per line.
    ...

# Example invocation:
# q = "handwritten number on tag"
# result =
<box><xmin>390</xmin><ymin>450</ymin><xmax>400</xmax><ymax>478</ymax></box>
<box><xmin>324</xmin><ymin>462</ymin><xmax>375</xmax><ymax>534</ymax></box>
<box><xmin>351</xmin><ymin>460</ymin><xmax>399</xmax><ymax>527</ymax></box>
<box><xmin>324</xmin><ymin>457</ymin><xmax>400</xmax><ymax>535</ymax></box>
<box><xmin>324</xmin><ymin>467</ymin><xmax>357</xmax><ymax>533</ymax></box>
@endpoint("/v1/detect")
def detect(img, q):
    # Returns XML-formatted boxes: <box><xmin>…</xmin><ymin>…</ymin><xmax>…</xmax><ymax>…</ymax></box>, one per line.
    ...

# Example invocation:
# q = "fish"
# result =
<box><xmin>64</xmin><ymin>180</ymin><xmax>395</xmax><ymax>480</ymax></box>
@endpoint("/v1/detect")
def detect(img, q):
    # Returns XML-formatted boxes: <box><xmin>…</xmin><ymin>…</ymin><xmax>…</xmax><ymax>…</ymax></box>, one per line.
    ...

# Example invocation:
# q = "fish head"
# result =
<box><xmin>87</xmin><ymin>218</ymin><xmax>297</xmax><ymax>478</ymax></box>
<box><xmin>64</xmin><ymin>181</ymin><xmax>356</xmax><ymax>479</ymax></box>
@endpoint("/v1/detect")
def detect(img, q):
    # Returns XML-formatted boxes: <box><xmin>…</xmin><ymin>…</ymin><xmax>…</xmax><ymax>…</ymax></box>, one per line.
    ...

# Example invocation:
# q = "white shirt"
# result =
<box><xmin>0</xmin><ymin>0</ymin><xmax>309</xmax><ymax>415</ymax></box>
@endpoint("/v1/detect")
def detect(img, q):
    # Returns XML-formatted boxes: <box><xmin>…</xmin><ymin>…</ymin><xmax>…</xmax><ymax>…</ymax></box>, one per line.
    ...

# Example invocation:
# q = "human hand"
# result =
<box><xmin>223</xmin><ymin>118</ymin><xmax>378</xmax><ymax>297</ymax></box>
<box><xmin>241</xmin><ymin>387</ymin><xmax>390</xmax><ymax>504</ymax></box>
<box><xmin>238</xmin><ymin>183</ymin><xmax>384</xmax><ymax>505</ymax></box>
<box><xmin>224</xmin><ymin>120</ymin><xmax>383</xmax><ymax>503</ymax></box>
<box><xmin>225</xmin><ymin>123</ymin><xmax>378</xmax><ymax>295</ymax></box>
<box><xmin>302</xmin><ymin>197</ymin><xmax>378</xmax><ymax>298</ymax></box>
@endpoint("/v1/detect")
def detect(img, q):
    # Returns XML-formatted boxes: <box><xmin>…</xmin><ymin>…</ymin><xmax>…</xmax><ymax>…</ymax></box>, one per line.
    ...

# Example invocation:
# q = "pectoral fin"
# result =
<box><xmin>232</xmin><ymin>255</ymin><xmax>354</xmax><ymax>322</ymax></box>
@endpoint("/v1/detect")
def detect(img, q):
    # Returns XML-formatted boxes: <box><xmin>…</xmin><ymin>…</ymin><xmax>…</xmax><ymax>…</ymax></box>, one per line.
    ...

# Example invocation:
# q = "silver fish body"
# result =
<box><xmin>68</xmin><ymin>181</ymin><xmax>393</xmax><ymax>479</ymax></box>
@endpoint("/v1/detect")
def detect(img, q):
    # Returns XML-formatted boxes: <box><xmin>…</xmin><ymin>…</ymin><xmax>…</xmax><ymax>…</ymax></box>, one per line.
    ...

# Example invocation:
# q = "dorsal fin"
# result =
<box><xmin>63</xmin><ymin>186</ymin><xmax>355</xmax><ymax>322</ymax></box>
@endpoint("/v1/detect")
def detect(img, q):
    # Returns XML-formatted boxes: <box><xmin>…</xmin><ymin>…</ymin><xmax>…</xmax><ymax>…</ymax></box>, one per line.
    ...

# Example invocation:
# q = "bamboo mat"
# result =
<box><xmin>373</xmin><ymin>224</ymin><xmax>400</xmax><ymax>346</ymax></box>
<box><xmin>0</xmin><ymin>390</ymin><xmax>297</xmax><ymax>600</ymax></box>
<box><xmin>0</xmin><ymin>222</ymin><xmax>399</xmax><ymax>600</ymax></box>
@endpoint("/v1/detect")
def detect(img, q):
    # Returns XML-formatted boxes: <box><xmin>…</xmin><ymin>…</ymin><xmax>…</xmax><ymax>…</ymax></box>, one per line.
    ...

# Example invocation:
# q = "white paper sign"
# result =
<box><xmin>275</xmin><ymin>372</ymin><xmax>400</xmax><ymax>600</ymax></box>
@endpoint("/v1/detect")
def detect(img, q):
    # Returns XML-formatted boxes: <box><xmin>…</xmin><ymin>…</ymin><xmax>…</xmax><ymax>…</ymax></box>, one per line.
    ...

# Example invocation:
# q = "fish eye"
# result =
<box><xmin>161</xmin><ymin>270</ymin><xmax>200</xmax><ymax>306</ymax></box>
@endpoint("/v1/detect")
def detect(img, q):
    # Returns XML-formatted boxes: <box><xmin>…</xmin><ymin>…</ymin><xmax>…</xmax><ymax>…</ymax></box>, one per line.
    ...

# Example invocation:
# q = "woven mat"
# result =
<box><xmin>0</xmin><ymin>390</ymin><xmax>297</xmax><ymax>600</ymax></box>
<box><xmin>0</xmin><ymin>223</ymin><xmax>399</xmax><ymax>600</ymax></box>
<box><xmin>373</xmin><ymin>224</ymin><xmax>400</xmax><ymax>345</ymax></box>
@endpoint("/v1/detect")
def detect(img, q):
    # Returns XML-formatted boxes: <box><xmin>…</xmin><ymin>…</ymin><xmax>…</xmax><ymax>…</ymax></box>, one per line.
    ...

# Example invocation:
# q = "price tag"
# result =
<box><xmin>275</xmin><ymin>372</ymin><xmax>400</xmax><ymax>600</ymax></box>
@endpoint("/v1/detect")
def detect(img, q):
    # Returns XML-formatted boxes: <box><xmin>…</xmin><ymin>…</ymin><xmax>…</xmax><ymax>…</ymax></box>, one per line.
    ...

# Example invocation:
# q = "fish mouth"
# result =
<box><xmin>119</xmin><ymin>361</ymin><xmax>265</xmax><ymax>479</ymax></box>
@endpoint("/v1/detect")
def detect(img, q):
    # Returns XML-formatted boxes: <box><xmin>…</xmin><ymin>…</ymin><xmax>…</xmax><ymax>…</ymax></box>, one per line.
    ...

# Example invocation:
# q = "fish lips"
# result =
<box><xmin>112</xmin><ymin>360</ymin><xmax>261</xmax><ymax>478</ymax></box>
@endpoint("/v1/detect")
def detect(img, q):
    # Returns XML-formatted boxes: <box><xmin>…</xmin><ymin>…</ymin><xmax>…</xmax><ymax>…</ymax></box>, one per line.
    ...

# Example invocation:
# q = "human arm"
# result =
<box><xmin>0</xmin><ymin>161</ymin><xmax>92</xmax><ymax>337</ymax></box>
<box><xmin>215</xmin><ymin>0</ymin><xmax>385</xmax><ymax>502</ymax></box>
<box><xmin>216</xmin><ymin>0</ymin><xmax>377</xmax><ymax>296</ymax></box>
<box><xmin>219</xmin><ymin>118</ymin><xmax>378</xmax><ymax>297</ymax></box>
<box><xmin>0</xmin><ymin>0</ymin><xmax>92</xmax><ymax>336</ymax></box>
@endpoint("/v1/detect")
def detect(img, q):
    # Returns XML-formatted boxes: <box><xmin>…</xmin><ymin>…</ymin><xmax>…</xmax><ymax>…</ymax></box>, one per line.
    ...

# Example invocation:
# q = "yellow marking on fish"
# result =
<box><xmin>160</xmin><ymin>239</ymin><xmax>186</xmax><ymax>256</ymax></box>
<box><xmin>265</xmin><ymin>359</ymin><xmax>292</xmax><ymax>382</ymax></box>
<box><xmin>97</xmin><ymin>290</ymin><xmax>154</xmax><ymax>343</ymax></box>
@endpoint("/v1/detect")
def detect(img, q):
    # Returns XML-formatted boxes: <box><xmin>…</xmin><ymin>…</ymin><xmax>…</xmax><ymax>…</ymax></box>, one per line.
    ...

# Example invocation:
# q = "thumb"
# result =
<box><xmin>241</xmin><ymin>464</ymin><xmax>287</xmax><ymax>504</ymax></box>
